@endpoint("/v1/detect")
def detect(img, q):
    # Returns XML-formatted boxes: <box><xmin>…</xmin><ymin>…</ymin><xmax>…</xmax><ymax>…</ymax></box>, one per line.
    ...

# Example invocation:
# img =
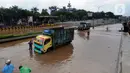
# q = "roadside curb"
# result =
<box><xmin>0</xmin><ymin>34</ymin><xmax>39</xmax><ymax>43</ymax></box>
<box><xmin>116</xmin><ymin>33</ymin><xmax>123</xmax><ymax>73</ymax></box>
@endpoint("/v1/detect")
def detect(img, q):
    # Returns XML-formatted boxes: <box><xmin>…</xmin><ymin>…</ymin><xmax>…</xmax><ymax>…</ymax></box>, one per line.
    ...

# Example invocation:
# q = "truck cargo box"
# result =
<box><xmin>43</xmin><ymin>27</ymin><xmax>74</xmax><ymax>49</ymax></box>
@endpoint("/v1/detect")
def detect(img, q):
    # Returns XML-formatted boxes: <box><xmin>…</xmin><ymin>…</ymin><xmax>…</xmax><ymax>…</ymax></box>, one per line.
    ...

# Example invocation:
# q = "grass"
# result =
<box><xmin>0</xmin><ymin>32</ymin><xmax>42</xmax><ymax>39</ymax></box>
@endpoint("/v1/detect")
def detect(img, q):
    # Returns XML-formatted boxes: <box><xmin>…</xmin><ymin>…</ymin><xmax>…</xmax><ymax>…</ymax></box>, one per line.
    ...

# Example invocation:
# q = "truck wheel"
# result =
<box><xmin>52</xmin><ymin>46</ymin><xmax>56</xmax><ymax>50</ymax></box>
<box><xmin>68</xmin><ymin>41</ymin><xmax>71</xmax><ymax>44</ymax></box>
<box><xmin>43</xmin><ymin>50</ymin><xmax>47</xmax><ymax>53</ymax></box>
<box><xmin>66</xmin><ymin>41</ymin><xmax>72</xmax><ymax>44</ymax></box>
<box><xmin>47</xmin><ymin>47</ymin><xmax>53</xmax><ymax>52</ymax></box>
<box><xmin>41</xmin><ymin>51</ymin><xmax>44</xmax><ymax>54</ymax></box>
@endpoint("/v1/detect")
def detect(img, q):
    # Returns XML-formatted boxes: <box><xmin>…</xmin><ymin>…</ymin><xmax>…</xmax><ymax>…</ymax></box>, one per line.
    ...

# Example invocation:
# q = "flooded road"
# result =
<box><xmin>0</xmin><ymin>24</ymin><xmax>122</xmax><ymax>73</ymax></box>
<box><xmin>121</xmin><ymin>32</ymin><xmax>130</xmax><ymax>73</ymax></box>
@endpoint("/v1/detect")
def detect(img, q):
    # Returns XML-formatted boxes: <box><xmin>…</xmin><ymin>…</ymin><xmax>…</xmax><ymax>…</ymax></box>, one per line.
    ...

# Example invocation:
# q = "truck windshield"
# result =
<box><xmin>80</xmin><ymin>23</ymin><xmax>86</xmax><ymax>25</ymax></box>
<box><xmin>44</xmin><ymin>39</ymin><xmax>50</xmax><ymax>45</ymax></box>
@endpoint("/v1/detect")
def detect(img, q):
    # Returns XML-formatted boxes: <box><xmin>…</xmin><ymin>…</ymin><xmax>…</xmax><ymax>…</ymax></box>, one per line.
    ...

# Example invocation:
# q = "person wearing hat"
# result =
<box><xmin>2</xmin><ymin>59</ymin><xmax>14</xmax><ymax>73</ymax></box>
<box><xmin>19</xmin><ymin>65</ymin><xmax>31</xmax><ymax>73</ymax></box>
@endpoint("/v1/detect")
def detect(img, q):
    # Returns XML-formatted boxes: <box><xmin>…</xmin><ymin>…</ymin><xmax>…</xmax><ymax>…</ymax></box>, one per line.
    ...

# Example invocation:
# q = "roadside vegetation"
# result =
<box><xmin>0</xmin><ymin>32</ymin><xmax>42</xmax><ymax>39</ymax></box>
<box><xmin>0</xmin><ymin>5</ymin><xmax>120</xmax><ymax>26</ymax></box>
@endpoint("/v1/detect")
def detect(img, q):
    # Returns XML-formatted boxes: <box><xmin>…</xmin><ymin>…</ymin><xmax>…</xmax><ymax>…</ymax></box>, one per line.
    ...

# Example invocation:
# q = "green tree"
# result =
<box><xmin>0</xmin><ymin>5</ymin><xmax>117</xmax><ymax>26</ymax></box>
<box><xmin>41</xmin><ymin>9</ymin><xmax>49</xmax><ymax>16</ymax></box>
<box><xmin>106</xmin><ymin>12</ymin><xmax>114</xmax><ymax>18</ymax></box>
<box><xmin>49</xmin><ymin>6</ymin><xmax>58</xmax><ymax>15</ymax></box>
<box><xmin>31</xmin><ymin>7</ymin><xmax>40</xmax><ymax>21</ymax></box>
<box><xmin>73</xmin><ymin>10</ymin><xmax>87</xmax><ymax>20</ymax></box>
<box><xmin>31</xmin><ymin>7</ymin><xmax>39</xmax><ymax>14</ymax></box>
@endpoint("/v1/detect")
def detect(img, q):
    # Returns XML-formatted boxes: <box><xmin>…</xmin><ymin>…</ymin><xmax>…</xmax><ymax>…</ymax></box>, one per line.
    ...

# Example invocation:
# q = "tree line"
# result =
<box><xmin>0</xmin><ymin>5</ymin><xmax>120</xmax><ymax>26</ymax></box>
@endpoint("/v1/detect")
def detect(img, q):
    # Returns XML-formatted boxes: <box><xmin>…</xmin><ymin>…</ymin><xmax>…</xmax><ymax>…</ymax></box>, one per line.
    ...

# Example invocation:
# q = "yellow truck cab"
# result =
<box><xmin>34</xmin><ymin>35</ymin><xmax>52</xmax><ymax>53</ymax></box>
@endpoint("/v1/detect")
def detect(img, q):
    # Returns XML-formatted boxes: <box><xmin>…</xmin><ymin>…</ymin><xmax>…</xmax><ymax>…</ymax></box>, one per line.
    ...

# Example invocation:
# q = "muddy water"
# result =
<box><xmin>0</xmin><ymin>38</ymin><xmax>74</xmax><ymax>73</ymax></box>
<box><xmin>121</xmin><ymin>33</ymin><xmax>130</xmax><ymax>73</ymax></box>
<box><xmin>0</xmin><ymin>38</ymin><xmax>32</xmax><ymax>48</ymax></box>
<box><xmin>0</xmin><ymin>24</ymin><xmax>122</xmax><ymax>73</ymax></box>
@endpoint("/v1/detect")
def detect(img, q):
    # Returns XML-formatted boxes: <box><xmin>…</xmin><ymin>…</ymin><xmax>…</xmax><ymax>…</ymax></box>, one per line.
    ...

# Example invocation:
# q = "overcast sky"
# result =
<box><xmin>0</xmin><ymin>0</ymin><xmax>130</xmax><ymax>16</ymax></box>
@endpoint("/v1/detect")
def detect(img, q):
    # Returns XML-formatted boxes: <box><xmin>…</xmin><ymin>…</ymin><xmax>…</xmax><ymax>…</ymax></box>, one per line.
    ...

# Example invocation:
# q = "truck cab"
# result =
<box><xmin>34</xmin><ymin>35</ymin><xmax>52</xmax><ymax>54</ymax></box>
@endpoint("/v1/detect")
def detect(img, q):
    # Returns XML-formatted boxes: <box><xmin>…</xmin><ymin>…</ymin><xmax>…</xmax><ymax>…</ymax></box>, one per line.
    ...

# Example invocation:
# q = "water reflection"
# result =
<box><xmin>29</xmin><ymin>50</ymin><xmax>33</xmax><ymax>58</ymax></box>
<box><xmin>0</xmin><ymin>38</ymin><xmax>33</xmax><ymax>48</ymax></box>
<box><xmin>77</xmin><ymin>30</ymin><xmax>90</xmax><ymax>40</ymax></box>
<box><xmin>34</xmin><ymin>44</ymin><xmax>73</xmax><ymax>65</ymax></box>
<box><xmin>86</xmin><ymin>36</ymin><xmax>90</xmax><ymax>40</ymax></box>
<box><xmin>123</xmin><ymin>32</ymin><xmax>129</xmax><ymax>36</ymax></box>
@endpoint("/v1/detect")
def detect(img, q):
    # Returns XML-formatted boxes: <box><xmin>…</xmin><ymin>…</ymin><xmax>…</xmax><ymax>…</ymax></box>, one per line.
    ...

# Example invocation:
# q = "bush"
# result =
<box><xmin>0</xmin><ymin>32</ymin><xmax>42</xmax><ymax>39</ymax></box>
<box><xmin>0</xmin><ymin>34</ymin><xmax>14</xmax><ymax>39</ymax></box>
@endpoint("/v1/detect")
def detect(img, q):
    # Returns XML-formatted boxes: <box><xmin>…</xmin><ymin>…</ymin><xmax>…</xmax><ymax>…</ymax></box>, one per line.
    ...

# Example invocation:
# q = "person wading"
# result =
<box><xmin>87</xmin><ymin>26</ymin><xmax>90</xmax><ymax>37</ymax></box>
<box><xmin>28</xmin><ymin>40</ymin><xmax>33</xmax><ymax>54</ymax></box>
<box><xmin>2</xmin><ymin>59</ymin><xmax>14</xmax><ymax>73</ymax></box>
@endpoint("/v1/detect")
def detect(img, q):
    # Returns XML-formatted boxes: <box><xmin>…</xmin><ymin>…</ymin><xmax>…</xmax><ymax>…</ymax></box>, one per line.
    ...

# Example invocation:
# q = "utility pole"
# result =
<box><xmin>96</xmin><ymin>5</ymin><xmax>105</xmax><ymax>25</ymax></box>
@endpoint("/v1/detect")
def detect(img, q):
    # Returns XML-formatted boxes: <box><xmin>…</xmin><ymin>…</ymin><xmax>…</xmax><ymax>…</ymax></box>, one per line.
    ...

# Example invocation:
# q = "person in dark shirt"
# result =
<box><xmin>28</xmin><ymin>40</ymin><xmax>33</xmax><ymax>55</ymax></box>
<box><xmin>28</xmin><ymin>40</ymin><xmax>33</xmax><ymax>50</ymax></box>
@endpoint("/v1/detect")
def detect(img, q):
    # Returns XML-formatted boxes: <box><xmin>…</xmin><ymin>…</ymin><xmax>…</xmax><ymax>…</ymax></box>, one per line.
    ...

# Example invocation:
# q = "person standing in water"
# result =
<box><xmin>28</xmin><ymin>40</ymin><xmax>33</xmax><ymax>55</ymax></box>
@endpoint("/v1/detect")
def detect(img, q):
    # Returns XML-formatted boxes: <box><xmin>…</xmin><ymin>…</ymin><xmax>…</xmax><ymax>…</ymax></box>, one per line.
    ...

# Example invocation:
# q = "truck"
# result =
<box><xmin>78</xmin><ymin>22</ymin><xmax>91</xmax><ymax>30</ymax></box>
<box><xmin>34</xmin><ymin>26</ymin><xmax>74</xmax><ymax>54</ymax></box>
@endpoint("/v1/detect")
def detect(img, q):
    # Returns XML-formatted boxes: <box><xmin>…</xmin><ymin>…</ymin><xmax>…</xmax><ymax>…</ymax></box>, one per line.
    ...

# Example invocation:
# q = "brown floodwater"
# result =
<box><xmin>0</xmin><ymin>24</ymin><xmax>123</xmax><ymax>73</ymax></box>
<box><xmin>0</xmin><ymin>38</ymin><xmax>32</xmax><ymax>48</ymax></box>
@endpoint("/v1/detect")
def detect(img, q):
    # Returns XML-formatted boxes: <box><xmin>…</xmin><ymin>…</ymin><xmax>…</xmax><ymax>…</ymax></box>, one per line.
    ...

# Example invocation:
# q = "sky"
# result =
<box><xmin>0</xmin><ymin>0</ymin><xmax>130</xmax><ymax>16</ymax></box>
